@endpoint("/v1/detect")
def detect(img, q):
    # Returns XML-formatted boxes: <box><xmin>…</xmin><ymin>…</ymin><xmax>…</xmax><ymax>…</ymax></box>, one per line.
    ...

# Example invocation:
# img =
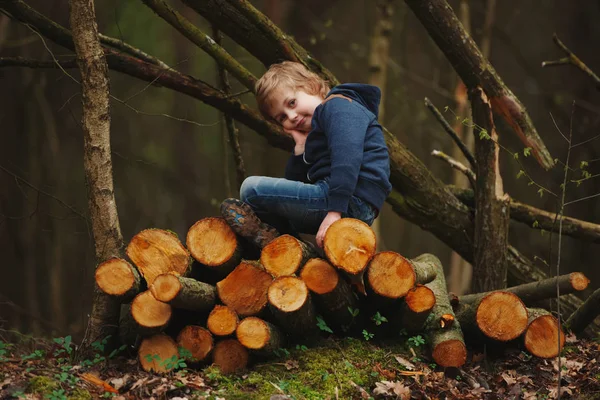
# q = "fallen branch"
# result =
<box><xmin>542</xmin><ymin>33</ymin><xmax>600</xmax><ymax>90</ymax></box>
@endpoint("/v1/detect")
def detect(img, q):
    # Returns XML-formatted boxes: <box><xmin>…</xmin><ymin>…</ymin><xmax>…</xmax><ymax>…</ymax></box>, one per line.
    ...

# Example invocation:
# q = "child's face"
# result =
<box><xmin>268</xmin><ymin>87</ymin><xmax>324</xmax><ymax>133</ymax></box>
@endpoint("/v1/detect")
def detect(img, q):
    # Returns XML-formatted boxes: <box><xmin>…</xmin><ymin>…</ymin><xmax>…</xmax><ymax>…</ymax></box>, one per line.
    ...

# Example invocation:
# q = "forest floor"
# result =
<box><xmin>0</xmin><ymin>332</ymin><xmax>598</xmax><ymax>400</ymax></box>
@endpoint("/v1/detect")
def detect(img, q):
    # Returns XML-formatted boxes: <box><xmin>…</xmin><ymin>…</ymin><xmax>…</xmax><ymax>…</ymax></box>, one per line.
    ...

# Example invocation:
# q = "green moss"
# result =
<box><xmin>203</xmin><ymin>338</ymin><xmax>407</xmax><ymax>399</ymax></box>
<box><xmin>68</xmin><ymin>388</ymin><xmax>93</xmax><ymax>400</ymax></box>
<box><xmin>27</xmin><ymin>376</ymin><xmax>59</xmax><ymax>395</ymax></box>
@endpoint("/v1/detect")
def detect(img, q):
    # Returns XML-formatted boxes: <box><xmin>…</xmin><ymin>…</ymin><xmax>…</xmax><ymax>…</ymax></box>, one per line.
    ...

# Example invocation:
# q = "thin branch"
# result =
<box><xmin>424</xmin><ymin>97</ymin><xmax>476</xmax><ymax>169</ymax></box>
<box><xmin>542</xmin><ymin>33</ymin><xmax>600</xmax><ymax>90</ymax></box>
<box><xmin>98</xmin><ymin>33</ymin><xmax>170</xmax><ymax>69</ymax></box>
<box><xmin>431</xmin><ymin>150</ymin><xmax>476</xmax><ymax>189</ymax></box>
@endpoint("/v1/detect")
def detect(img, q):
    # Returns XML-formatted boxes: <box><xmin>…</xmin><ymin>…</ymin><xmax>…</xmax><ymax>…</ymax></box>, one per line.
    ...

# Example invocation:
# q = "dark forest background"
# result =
<box><xmin>1</xmin><ymin>0</ymin><xmax>599</xmax><ymax>339</ymax></box>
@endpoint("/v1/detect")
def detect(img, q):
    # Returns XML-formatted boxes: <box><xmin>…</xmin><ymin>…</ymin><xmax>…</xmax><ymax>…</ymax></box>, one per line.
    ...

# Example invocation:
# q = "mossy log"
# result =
<box><xmin>95</xmin><ymin>257</ymin><xmax>142</xmax><ymax>302</ymax></box>
<box><xmin>300</xmin><ymin>258</ymin><xmax>358</xmax><ymax>330</ymax></box>
<box><xmin>455</xmin><ymin>291</ymin><xmax>528</xmax><ymax>342</ymax></box>
<box><xmin>236</xmin><ymin>317</ymin><xmax>284</xmax><ymax>354</ymax></box>
<box><xmin>217</xmin><ymin>261</ymin><xmax>273</xmax><ymax>317</ymax></box>
<box><xmin>460</xmin><ymin>272</ymin><xmax>590</xmax><ymax>306</ymax></box>
<box><xmin>401</xmin><ymin>285</ymin><xmax>437</xmax><ymax>332</ymax></box>
<box><xmin>126</xmin><ymin>228</ymin><xmax>191</xmax><ymax>285</ymax></box>
<box><xmin>186</xmin><ymin>217</ymin><xmax>242</xmax><ymax>276</ymax></box>
<box><xmin>207</xmin><ymin>305</ymin><xmax>239</xmax><ymax>337</ymax></box>
<box><xmin>212</xmin><ymin>339</ymin><xmax>249</xmax><ymax>374</ymax></box>
<box><xmin>567</xmin><ymin>287</ymin><xmax>600</xmax><ymax>336</ymax></box>
<box><xmin>268</xmin><ymin>276</ymin><xmax>318</xmax><ymax>338</ymax></box>
<box><xmin>130</xmin><ymin>290</ymin><xmax>172</xmax><ymax>336</ymax></box>
<box><xmin>150</xmin><ymin>273</ymin><xmax>216</xmax><ymax>312</ymax></box>
<box><xmin>138</xmin><ymin>333</ymin><xmax>179</xmax><ymax>373</ymax></box>
<box><xmin>524</xmin><ymin>308</ymin><xmax>565</xmax><ymax>358</ymax></box>
<box><xmin>176</xmin><ymin>325</ymin><xmax>214</xmax><ymax>363</ymax></box>
<box><xmin>260</xmin><ymin>234</ymin><xmax>316</xmax><ymax>277</ymax></box>
<box><xmin>421</xmin><ymin>254</ymin><xmax>466</xmax><ymax>367</ymax></box>
<box><xmin>323</xmin><ymin>218</ymin><xmax>376</xmax><ymax>293</ymax></box>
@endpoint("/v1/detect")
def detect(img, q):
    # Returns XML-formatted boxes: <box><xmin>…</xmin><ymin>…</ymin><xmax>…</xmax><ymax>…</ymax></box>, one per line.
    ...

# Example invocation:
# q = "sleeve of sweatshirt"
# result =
<box><xmin>320</xmin><ymin>99</ymin><xmax>371</xmax><ymax>212</ymax></box>
<box><xmin>285</xmin><ymin>153</ymin><xmax>309</xmax><ymax>182</ymax></box>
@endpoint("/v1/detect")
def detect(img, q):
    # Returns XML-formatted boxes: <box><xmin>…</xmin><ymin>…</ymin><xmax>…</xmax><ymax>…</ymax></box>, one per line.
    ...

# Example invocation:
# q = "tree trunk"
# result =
<box><xmin>566</xmin><ymin>287</ymin><xmax>600</xmax><ymax>336</ymax></box>
<box><xmin>186</xmin><ymin>217</ymin><xmax>242</xmax><ymax>276</ymax></box>
<box><xmin>236</xmin><ymin>317</ymin><xmax>284</xmax><ymax>354</ymax></box>
<box><xmin>216</xmin><ymin>261</ymin><xmax>273</xmax><ymax>317</ymax></box>
<box><xmin>268</xmin><ymin>276</ymin><xmax>318</xmax><ymax>338</ymax></box>
<box><xmin>150</xmin><ymin>274</ymin><xmax>216</xmax><ymax>312</ymax></box>
<box><xmin>212</xmin><ymin>339</ymin><xmax>249</xmax><ymax>374</ymax></box>
<box><xmin>95</xmin><ymin>258</ymin><xmax>142</xmax><ymax>302</ymax></box>
<box><xmin>138</xmin><ymin>333</ymin><xmax>179</xmax><ymax>373</ymax></box>
<box><xmin>176</xmin><ymin>325</ymin><xmax>214</xmax><ymax>363</ymax></box>
<box><xmin>470</xmin><ymin>87</ymin><xmax>510</xmax><ymax>292</ymax></box>
<box><xmin>260</xmin><ymin>234</ymin><xmax>316</xmax><ymax>277</ymax></box>
<box><xmin>207</xmin><ymin>305</ymin><xmax>239</xmax><ymax>337</ymax></box>
<box><xmin>68</xmin><ymin>0</ymin><xmax>123</xmax><ymax>347</ymax></box>
<box><xmin>524</xmin><ymin>308</ymin><xmax>565</xmax><ymax>358</ymax></box>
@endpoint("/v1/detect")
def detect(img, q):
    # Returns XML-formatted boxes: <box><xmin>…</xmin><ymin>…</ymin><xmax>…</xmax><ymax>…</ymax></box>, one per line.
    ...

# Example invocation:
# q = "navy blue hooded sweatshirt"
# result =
<box><xmin>285</xmin><ymin>83</ymin><xmax>392</xmax><ymax>213</ymax></box>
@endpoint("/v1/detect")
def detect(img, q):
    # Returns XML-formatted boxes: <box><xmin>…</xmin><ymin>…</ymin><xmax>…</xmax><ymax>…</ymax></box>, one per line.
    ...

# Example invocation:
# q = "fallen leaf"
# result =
<box><xmin>394</xmin><ymin>356</ymin><xmax>415</xmax><ymax>370</ymax></box>
<box><xmin>80</xmin><ymin>372</ymin><xmax>118</xmax><ymax>394</ymax></box>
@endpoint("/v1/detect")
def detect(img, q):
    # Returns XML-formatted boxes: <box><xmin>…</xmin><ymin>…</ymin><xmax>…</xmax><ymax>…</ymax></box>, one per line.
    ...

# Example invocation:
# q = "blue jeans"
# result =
<box><xmin>240</xmin><ymin>176</ymin><xmax>377</xmax><ymax>235</ymax></box>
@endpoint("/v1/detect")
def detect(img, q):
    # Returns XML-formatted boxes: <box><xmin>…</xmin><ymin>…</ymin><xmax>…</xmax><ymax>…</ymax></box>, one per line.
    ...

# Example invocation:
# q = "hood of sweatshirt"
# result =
<box><xmin>326</xmin><ymin>83</ymin><xmax>381</xmax><ymax>119</ymax></box>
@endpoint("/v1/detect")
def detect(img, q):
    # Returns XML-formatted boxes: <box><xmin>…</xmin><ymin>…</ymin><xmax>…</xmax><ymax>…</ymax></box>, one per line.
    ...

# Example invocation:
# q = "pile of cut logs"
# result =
<box><xmin>95</xmin><ymin>217</ymin><xmax>590</xmax><ymax>373</ymax></box>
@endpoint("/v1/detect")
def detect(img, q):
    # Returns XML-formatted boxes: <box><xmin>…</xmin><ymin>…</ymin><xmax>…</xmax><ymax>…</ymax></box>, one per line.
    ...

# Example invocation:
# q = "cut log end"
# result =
<box><xmin>476</xmin><ymin>292</ymin><xmax>528</xmax><ymax>341</ymax></box>
<box><xmin>323</xmin><ymin>218</ymin><xmax>376</xmax><ymax>275</ymax></box>
<box><xmin>367</xmin><ymin>251</ymin><xmax>416</xmax><ymax>299</ymax></box>
<box><xmin>95</xmin><ymin>258</ymin><xmax>137</xmax><ymax>296</ymax></box>
<box><xmin>236</xmin><ymin>317</ymin><xmax>270</xmax><ymax>350</ymax></box>
<box><xmin>176</xmin><ymin>325</ymin><xmax>214</xmax><ymax>362</ymax></box>
<box><xmin>187</xmin><ymin>217</ymin><xmax>238</xmax><ymax>266</ymax></box>
<box><xmin>525</xmin><ymin>315</ymin><xmax>565</xmax><ymax>358</ymax></box>
<box><xmin>150</xmin><ymin>274</ymin><xmax>181</xmax><ymax>303</ymax></box>
<box><xmin>217</xmin><ymin>261</ymin><xmax>273</xmax><ymax>317</ymax></box>
<box><xmin>432</xmin><ymin>340</ymin><xmax>467</xmax><ymax>368</ymax></box>
<box><xmin>300</xmin><ymin>258</ymin><xmax>339</xmax><ymax>294</ymax></box>
<box><xmin>440</xmin><ymin>314</ymin><xmax>455</xmax><ymax>329</ymax></box>
<box><xmin>405</xmin><ymin>285</ymin><xmax>436</xmax><ymax>313</ymax></box>
<box><xmin>207</xmin><ymin>305</ymin><xmax>239</xmax><ymax>336</ymax></box>
<box><xmin>131</xmin><ymin>291</ymin><xmax>172</xmax><ymax>329</ymax></box>
<box><xmin>260</xmin><ymin>234</ymin><xmax>304</xmax><ymax>277</ymax></box>
<box><xmin>138</xmin><ymin>334</ymin><xmax>179</xmax><ymax>373</ymax></box>
<box><xmin>268</xmin><ymin>276</ymin><xmax>309</xmax><ymax>312</ymax></box>
<box><xmin>126</xmin><ymin>229</ymin><xmax>190</xmax><ymax>285</ymax></box>
<box><xmin>212</xmin><ymin>339</ymin><xmax>249</xmax><ymax>374</ymax></box>
<box><xmin>570</xmin><ymin>272</ymin><xmax>590</xmax><ymax>291</ymax></box>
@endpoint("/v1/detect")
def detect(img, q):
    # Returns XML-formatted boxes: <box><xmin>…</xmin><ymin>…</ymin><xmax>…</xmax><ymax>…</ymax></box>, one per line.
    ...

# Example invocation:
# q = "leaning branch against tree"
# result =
<box><xmin>566</xmin><ymin>287</ymin><xmax>600</xmax><ymax>336</ymax></box>
<box><xmin>403</xmin><ymin>0</ymin><xmax>554</xmax><ymax>170</ymax></box>
<box><xmin>68</xmin><ymin>0</ymin><xmax>123</xmax><ymax>346</ymax></box>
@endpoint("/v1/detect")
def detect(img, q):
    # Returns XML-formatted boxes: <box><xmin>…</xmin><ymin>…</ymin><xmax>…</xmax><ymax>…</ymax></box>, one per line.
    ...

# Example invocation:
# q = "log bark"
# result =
<box><xmin>323</xmin><ymin>218</ymin><xmax>376</xmax><ymax>293</ymax></box>
<box><xmin>268</xmin><ymin>276</ymin><xmax>318</xmax><ymax>338</ymax></box>
<box><xmin>216</xmin><ymin>261</ymin><xmax>273</xmax><ymax>317</ymax></box>
<box><xmin>470</xmin><ymin>87</ymin><xmax>509</xmax><ymax>292</ymax></box>
<box><xmin>401</xmin><ymin>284</ymin><xmax>436</xmax><ymax>332</ymax></box>
<box><xmin>207</xmin><ymin>305</ymin><xmax>239</xmax><ymax>337</ymax></box>
<box><xmin>118</xmin><ymin>304</ymin><xmax>140</xmax><ymax>350</ymax></box>
<box><xmin>420</xmin><ymin>254</ymin><xmax>467</xmax><ymax>367</ymax></box>
<box><xmin>299</xmin><ymin>258</ymin><xmax>358</xmax><ymax>331</ymax></box>
<box><xmin>186</xmin><ymin>217</ymin><xmax>242</xmax><ymax>277</ymax></box>
<box><xmin>260</xmin><ymin>234</ymin><xmax>316</xmax><ymax>277</ymax></box>
<box><xmin>130</xmin><ymin>290</ymin><xmax>172</xmax><ymax>335</ymax></box>
<box><xmin>236</xmin><ymin>317</ymin><xmax>284</xmax><ymax>354</ymax></box>
<box><xmin>524</xmin><ymin>308</ymin><xmax>565</xmax><ymax>358</ymax></box>
<box><xmin>566</xmin><ymin>287</ymin><xmax>600</xmax><ymax>336</ymax></box>
<box><xmin>460</xmin><ymin>272</ymin><xmax>590</xmax><ymax>306</ymax></box>
<box><xmin>212</xmin><ymin>339</ymin><xmax>249</xmax><ymax>374</ymax></box>
<box><xmin>455</xmin><ymin>292</ymin><xmax>528</xmax><ymax>341</ymax></box>
<box><xmin>95</xmin><ymin>257</ymin><xmax>142</xmax><ymax>302</ymax></box>
<box><xmin>176</xmin><ymin>325</ymin><xmax>214</xmax><ymax>363</ymax></box>
<box><xmin>126</xmin><ymin>229</ymin><xmax>191</xmax><ymax>285</ymax></box>
<box><xmin>403</xmin><ymin>0</ymin><xmax>553</xmax><ymax>170</ymax></box>
<box><xmin>138</xmin><ymin>333</ymin><xmax>179</xmax><ymax>373</ymax></box>
<box><xmin>150</xmin><ymin>274</ymin><xmax>216</xmax><ymax>312</ymax></box>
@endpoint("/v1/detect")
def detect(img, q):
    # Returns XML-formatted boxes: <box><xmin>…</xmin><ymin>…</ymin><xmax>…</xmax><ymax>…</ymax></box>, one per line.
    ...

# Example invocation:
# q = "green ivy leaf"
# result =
<box><xmin>523</xmin><ymin>147</ymin><xmax>532</xmax><ymax>157</ymax></box>
<box><xmin>516</xmin><ymin>170</ymin><xmax>525</xmax><ymax>179</ymax></box>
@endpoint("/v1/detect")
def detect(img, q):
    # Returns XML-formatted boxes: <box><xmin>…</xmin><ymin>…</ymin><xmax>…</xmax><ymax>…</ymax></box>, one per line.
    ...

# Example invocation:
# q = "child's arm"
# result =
<box><xmin>284</xmin><ymin>128</ymin><xmax>310</xmax><ymax>182</ymax></box>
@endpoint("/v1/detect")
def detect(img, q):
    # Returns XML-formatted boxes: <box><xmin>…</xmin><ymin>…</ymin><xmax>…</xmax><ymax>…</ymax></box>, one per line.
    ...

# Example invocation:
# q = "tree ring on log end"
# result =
<box><xmin>187</xmin><ymin>217</ymin><xmax>238</xmax><ymax>266</ymax></box>
<box><xmin>138</xmin><ymin>334</ymin><xmax>178</xmax><ymax>373</ymax></box>
<box><xmin>432</xmin><ymin>339</ymin><xmax>467</xmax><ymax>368</ymax></box>
<box><xmin>571</xmin><ymin>272</ymin><xmax>590</xmax><ymax>291</ymax></box>
<box><xmin>268</xmin><ymin>276</ymin><xmax>309</xmax><ymax>312</ymax></box>
<box><xmin>323</xmin><ymin>218</ymin><xmax>376</xmax><ymax>275</ymax></box>
<box><xmin>405</xmin><ymin>285</ymin><xmax>436</xmax><ymax>313</ymax></box>
<box><xmin>150</xmin><ymin>274</ymin><xmax>182</xmax><ymax>302</ymax></box>
<box><xmin>300</xmin><ymin>258</ymin><xmax>339</xmax><ymax>294</ymax></box>
<box><xmin>367</xmin><ymin>251</ymin><xmax>416</xmax><ymax>299</ymax></box>
<box><xmin>131</xmin><ymin>291</ymin><xmax>172</xmax><ymax>328</ymax></box>
<box><xmin>208</xmin><ymin>305</ymin><xmax>239</xmax><ymax>336</ymax></box>
<box><xmin>524</xmin><ymin>315</ymin><xmax>565</xmax><ymax>358</ymax></box>
<box><xmin>177</xmin><ymin>325</ymin><xmax>213</xmax><ymax>362</ymax></box>
<box><xmin>236</xmin><ymin>317</ymin><xmax>269</xmax><ymax>349</ymax></box>
<box><xmin>476</xmin><ymin>292</ymin><xmax>528</xmax><ymax>341</ymax></box>
<box><xmin>95</xmin><ymin>258</ymin><xmax>136</xmax><ymax>295</ymax></box>
<box><xmin>212</xmin><ymin>339</ymin><xmax>249</xmax><ymax>374</ymax></box>
<box><xmin>260</xmin><ymin>234</ymin><xmax>303</xmax><ymax>277</ymax></box>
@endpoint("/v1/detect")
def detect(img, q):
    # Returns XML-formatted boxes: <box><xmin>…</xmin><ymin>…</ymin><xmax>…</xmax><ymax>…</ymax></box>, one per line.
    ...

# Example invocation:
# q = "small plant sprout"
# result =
<box><xmin>407</xmin><ymin>335</ymin><xmax>426</xmax><ymax>348</ymax></box>
<box><xmin>362</xmin><ymin>330</ymin><xmax>374</xmax><ymax>341</ymax></box>
<box><xmin>371</xmin><ymin>312</ymin><xmax>388</xmax><ymax>326</ymax></box>
<box><xmin>316</xmin><ymin>316</ymin><xmax>333</xmax><ymax>333</ymax></box>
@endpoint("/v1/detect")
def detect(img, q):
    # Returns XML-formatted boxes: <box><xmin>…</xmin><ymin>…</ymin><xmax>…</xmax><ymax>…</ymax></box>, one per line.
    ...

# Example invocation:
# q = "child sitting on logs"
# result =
<box><xmin>221</xmin><ymin>61</ymin><xmax>391</xmax><ymax>249</ymax></box>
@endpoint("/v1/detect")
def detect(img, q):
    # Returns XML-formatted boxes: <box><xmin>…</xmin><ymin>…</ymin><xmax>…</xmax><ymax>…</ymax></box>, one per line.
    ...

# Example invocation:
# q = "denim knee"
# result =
<box><xmin>240</xmin><ymin>176</ymin><xmax>261</xmax><ymax>203</ymax></box>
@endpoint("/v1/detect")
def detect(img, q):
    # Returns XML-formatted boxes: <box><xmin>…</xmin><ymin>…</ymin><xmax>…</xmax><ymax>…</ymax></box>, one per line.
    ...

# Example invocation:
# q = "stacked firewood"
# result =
<box><xmin>95</xmin><ymin>217</ymin><xmax>590</xmax><ymax>374</ymax></box>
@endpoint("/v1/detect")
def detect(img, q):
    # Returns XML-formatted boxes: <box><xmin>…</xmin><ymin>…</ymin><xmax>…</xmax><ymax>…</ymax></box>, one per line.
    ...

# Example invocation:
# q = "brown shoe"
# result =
<box><xmin>220</xmin><ymin>198</ymin><xmax>280</xmax><ymax>249</ymax></box>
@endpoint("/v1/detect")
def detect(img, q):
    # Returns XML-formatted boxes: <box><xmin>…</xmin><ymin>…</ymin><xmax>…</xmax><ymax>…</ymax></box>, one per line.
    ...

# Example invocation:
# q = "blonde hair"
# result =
<box><xmin>255</xmin><ymin>61</ymin><xmax>330</xmax><ymax>119</ymax></box>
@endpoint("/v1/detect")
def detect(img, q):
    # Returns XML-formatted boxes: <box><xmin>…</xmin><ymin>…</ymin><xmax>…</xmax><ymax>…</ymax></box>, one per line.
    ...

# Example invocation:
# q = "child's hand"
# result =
<box><xmin>285</xmin><ymin>128</ymin><xmax>308</xmax><ymax>155</ymax></box>
<box><xmin>316</xmin><ymin>211</ymin><xmax>342</xmax><ymax>248</ymax></box>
